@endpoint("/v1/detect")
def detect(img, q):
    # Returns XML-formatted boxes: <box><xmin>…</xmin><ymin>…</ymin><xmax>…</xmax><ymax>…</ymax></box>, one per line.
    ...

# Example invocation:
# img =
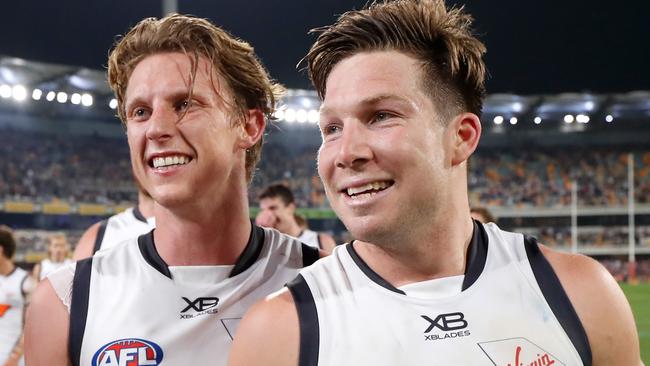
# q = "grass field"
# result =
<box><xmin>621</xmin><ymin>283</ymin><xmax>650</xmax><ymax>364</ymax></box>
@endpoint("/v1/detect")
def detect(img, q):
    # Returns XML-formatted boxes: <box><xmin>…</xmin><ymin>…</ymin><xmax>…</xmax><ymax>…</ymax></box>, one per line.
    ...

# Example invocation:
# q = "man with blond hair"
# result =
<box><xmin>26</xmin><ymin>14</ymin><xmax>319</xmax><ymax>365</ymax></box>
<box><xmin>230</xmin><ymin>1</ymin><xmax>642</xmax><ymax>365</ymax></box>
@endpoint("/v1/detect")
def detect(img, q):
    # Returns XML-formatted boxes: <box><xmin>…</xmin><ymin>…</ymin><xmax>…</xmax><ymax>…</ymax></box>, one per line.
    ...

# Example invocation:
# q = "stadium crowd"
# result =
<box><xmin>1</xmin><ymin>128</ymin><xmax>649</xmax><ymax>209</ymax></box>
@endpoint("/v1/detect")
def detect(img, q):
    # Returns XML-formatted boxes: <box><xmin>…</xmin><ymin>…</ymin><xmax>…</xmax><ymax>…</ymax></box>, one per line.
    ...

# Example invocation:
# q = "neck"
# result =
<box><xmin>152</xmin><ymin>190</ymin><xmax>252</xmax><ymax>266</ymax></box>
<box><xmin>354</xmin><ymin>208</ymin><xmax>474</xmax><ymax>288</ymax></box>
<box><xmin>0</xmin><ymin>258</ymin><xmax>15</xmax><ymax>276</ymax></box>
<box><xmin>284</xmin><ymin>220</ymin><xmax>303</xmax><ymax>238</ymax></box>
<box><xmin>138</xmin><ymin>192</ymin><xmax>155</xmax><ymax>218</ymax></box>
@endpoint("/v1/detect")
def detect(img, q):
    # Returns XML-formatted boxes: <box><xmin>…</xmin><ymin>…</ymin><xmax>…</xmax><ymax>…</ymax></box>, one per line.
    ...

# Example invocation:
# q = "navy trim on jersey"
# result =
<box><xmin>316</xmin><ymin>233</ymin><xmax>322</xmax><ymax>250</ymax></box>
<box><xmin>229</xmin><ymin>224</ymin><xmax>265</xmax><ymax>277</ymax></box>
<box><xmin>301</xmin><ymin>243</ymin><xmax>320</xmax><ymax>267</ymax></box>
<box><xmin>19</xmin><ymin>271</ymin><xmax>29</xmax><ymax>298</ymax></box>
<box><xmin>70</xmin><ymin>257</ymin><xmax>94</xmax><ymax>366</ymax></box>
<box><xmin>132</xmin><ymin>204</ymin><xmax>148</xmax><ymax>223</ymax></box>
<box><xmin>138</xmin><ymin>230</ymin><xmax>172</xmax><ymax>279</ymax></box>
<box><xmin>461</xmin><ymin>220</ymin><xmax>489</xmax><ymax>291</ymax></box>
<box><xmin>347</xmin><ymin>242</ymin><xmax>406</xmax><ymax>295</ymax></box>
<box><xmin>524</xmin><ymin>235</ymin><xmax>592</xmax><ymax>366</ymax></box>
<box><xmin>287</xmin><ymin>274</ymin><xmax>320</xmax><ymax>366</ymax></box>
<box><xmin>92</xmin><ymin>219</ymin><xmax>109</xmax><ymax>254</ymax></box>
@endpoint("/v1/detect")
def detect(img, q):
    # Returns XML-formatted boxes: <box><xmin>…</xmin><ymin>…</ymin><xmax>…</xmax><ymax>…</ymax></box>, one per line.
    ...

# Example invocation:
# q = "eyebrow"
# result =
<box><xmin>320</xmin><ymin>93</ymin><xmax>414</xmax><ymax>116</ymax></box>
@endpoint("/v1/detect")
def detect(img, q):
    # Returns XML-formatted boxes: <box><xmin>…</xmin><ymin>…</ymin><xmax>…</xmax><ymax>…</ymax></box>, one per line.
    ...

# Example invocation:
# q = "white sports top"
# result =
<box><xmin>49</xmin><ymin>225</ymin><xmax>320</xmax><ymax>366</ymax></box>
<box><xmin>297</xmin><ymin>229</ymin><xmax>321</xmax><ymax>250</ymax></box>
<box><xmin>0</xmin><ymin>267</ymin><xmax>30</xmax><ymax>362</ymax></box>
<box><xmin>289</xmin><ymin>221</ymin><xmax>591</xmax><ymax>366</ymax></box>
<box><xmin>93</xmin><ymin>206</ymin><xmax>155</xmax><ymax>254</ymax></box>
<box><xmin>39</xmin><ymin>258</ymin><xmax>74</xmax><ymax>280</ymax></box>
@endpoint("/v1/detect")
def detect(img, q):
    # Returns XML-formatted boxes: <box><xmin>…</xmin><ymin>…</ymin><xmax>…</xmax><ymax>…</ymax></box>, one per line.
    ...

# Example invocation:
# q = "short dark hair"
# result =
<box><xmin>0</xmin><ymin>225</ymin><xmax>16</xmax><ymax>259</ymax></box>
<box><xmin>258</xmin><ymin>184</ymin><xmax>295</xmax><ymax>206</ymax></box>
<box><xmin>470</xmin><ymin>206</ymin><xmax>496</xmax><ymax>223</ymax></box>
<box><xmin>306</xmin><ymin>0</ymin><xmax>486</xmax><ymax>121</ymax></box>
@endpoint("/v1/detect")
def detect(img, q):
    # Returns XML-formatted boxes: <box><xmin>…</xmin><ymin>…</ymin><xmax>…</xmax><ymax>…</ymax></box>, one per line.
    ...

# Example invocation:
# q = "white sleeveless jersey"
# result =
<box><xmin>0</xmin><ymin>267</ymin><xmax>29</xmax><ymax>362</ymax></box>
<box><xmin>298</xmin><ymin>229</ymin><xmax>321</xmax><ymax>250</ymax></box>
<box><xmin>93</xmin><ymin>206</ymin><xmax>155</xmax><ymax>254</ymax></box>
<box><xmin>289</xmin><ymin>222</ymin><xmax>591</xmax><ymax>366</ymax></box>
<box><xmin>39</xmin><ymin>258</ymin><xmax>74</xmax><ymax>280</ymax></box>
<box><xmin>50</xmin><ymin>225</ymin><xmax>319</xmax><ymax>366</ymax></box>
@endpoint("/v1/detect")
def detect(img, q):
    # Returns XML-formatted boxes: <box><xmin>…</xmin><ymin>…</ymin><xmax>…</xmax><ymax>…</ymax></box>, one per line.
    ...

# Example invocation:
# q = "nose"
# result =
<box><xmin>335</xmin><ymin>122</ymin><xmax>373</xmax><ymax>169</ymax></box>
<box><xmin>146</xmin><ymin>107</ymin><xmax>178</xmax><ymax>142</ymax></box>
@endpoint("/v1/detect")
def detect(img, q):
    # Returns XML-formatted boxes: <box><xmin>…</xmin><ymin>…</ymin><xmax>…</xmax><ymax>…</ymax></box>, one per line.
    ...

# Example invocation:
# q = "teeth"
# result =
<box><xmin>152</xmin><ymin>155</ymin><xmax>190</xmax><ymax>168</ymax></box>
<box><xmin>346</xmin><ymin>181</ymin><xmax>391</xmax><ymax>196</ymax></box>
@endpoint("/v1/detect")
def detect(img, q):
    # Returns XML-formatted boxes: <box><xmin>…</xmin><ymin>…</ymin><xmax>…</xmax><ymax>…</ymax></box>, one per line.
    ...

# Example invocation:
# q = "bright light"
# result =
<box><xmin>81</xmin><ymin>93</ymin><xmax>93</xmax><ymax>106</ymax></box>
<box><xmin>56</xmin><ymin>92</ymin><xmax>68</xmax><ymax>103</ymax></box>
<box><xmin>296</xmin><ymin>109</ymin><xmax>308</xmax><ymax>123</ymax></box>
<box><xmin>109</xmin><ymin>98</ymin><xmax>118</xmax><ymax>110</ymax></box>
<box><xmin>512</xmin><ymin>102</ymin><xmax>523</xmax><ymax>112</ymax></box>
<box><xmin>0</xmin><ymin>85</ymin><xmax>11</xmax><ymax>99</ymax></box>
<box><xmin>534</xmin><ymin>117</ymin><xmax>542</xmax><ymax>124</ymax></box>
<box><xmin>284</xmin><ymin>108</ymin><xmax>296</xmax><ymax>123</ymax></box>
<box><xmin>605</xmin><ymin>115</ymin><xmax>614</xmax><ymax>123</ymax></box>
<box><xmin>307</xmin><ymin>109</ymin><xmax>319</xmax><ymax>123</ymax></box>
<box><xmin>493</xmin><ymin>115</ymin><xmax>504</xmax><ymax>125</ymax></box>
<box><xmin>11</xmin><ymin>85</ymin><xmax>27</xmax><ymax>101</ymax></box>
<box><xmin>563</xmin><ymin>114</ymin><xmax>574</xmax><ymax>123</ymax></box>
<box><xmin>70</xmin><ymin>93</ymin><xmax>82</xmax><ymax>105</ymax></box>
<box><xmin>32</xmin><ymin>89</ymin><xmax>42</xmax><ymax>100</ymax></box>
<box><xmin>300</xmin><ymin>98</ymin><xmax>312</xmax><ymax>108</ymax></box>
<box><xmin>46</xmin><ymin>91</ymin><xmax>56</xmax><ymax>101</ymax></box>
<box><xmin>576</xmin><ymin>114</ymin><xmax>590</xmax><ymax>123</ymax></box>
<box><xmin>584</xmin><ymin>101</ymin><xmax>595</xmax><ymax>111</ymax></box>
<box><xmin>509</xmin><ymin>117</ymin><xmax>518</xmax><ymax>125</ymax></box>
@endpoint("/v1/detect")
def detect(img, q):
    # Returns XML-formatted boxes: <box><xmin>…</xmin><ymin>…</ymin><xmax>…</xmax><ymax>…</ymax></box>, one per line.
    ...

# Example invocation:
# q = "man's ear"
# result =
<box><xmin>450</xmin><ymin>112</ymin><xmax>481</xmax><ymax>166</ymax></box>
<box><xmin>238</xmin><ymin>109</ymin><xmax>266</xmax><ymax>149</ymax></box>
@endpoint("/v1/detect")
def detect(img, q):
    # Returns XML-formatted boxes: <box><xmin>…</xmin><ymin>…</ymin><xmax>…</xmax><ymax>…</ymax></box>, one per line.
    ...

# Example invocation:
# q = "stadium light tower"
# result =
<box><xmin>163</xmin><ymin>0</ymin><xmax>178</xmax><ymax>15</ymax></box>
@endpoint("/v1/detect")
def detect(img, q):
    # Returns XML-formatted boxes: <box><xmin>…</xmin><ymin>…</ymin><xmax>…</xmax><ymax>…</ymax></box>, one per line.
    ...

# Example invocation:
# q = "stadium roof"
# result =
<box><xmin>0</xmin><ymin>0</ymin><xmax>649</xmax><ymax>94</ymax></box>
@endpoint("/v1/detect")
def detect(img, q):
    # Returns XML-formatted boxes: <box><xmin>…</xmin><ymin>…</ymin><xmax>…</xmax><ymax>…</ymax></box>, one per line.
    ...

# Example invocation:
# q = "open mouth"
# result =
<box><xmin>344</xmin><ymin>180</ymin><xmax>394</xmax><ymax>198</ymax></box>
<box><xmin>149</xmin><ymin>155</ymin><xmax>193</xmax><ymax>169</ymax></box>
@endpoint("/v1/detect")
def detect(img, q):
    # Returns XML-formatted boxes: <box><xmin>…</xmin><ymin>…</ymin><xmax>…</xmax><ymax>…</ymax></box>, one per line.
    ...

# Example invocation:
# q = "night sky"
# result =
<box><xmin>1</xmin><ymin>0</ymin><xmax>648</xmax><ymax>94</ymax></box>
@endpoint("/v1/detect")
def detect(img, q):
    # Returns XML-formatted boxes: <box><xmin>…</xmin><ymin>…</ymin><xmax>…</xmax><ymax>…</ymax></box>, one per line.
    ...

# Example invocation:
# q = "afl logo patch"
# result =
<box><xmin>92</xmin><ymin>338</ymin><xmax>164</xmax><ymax>366</ymax></box>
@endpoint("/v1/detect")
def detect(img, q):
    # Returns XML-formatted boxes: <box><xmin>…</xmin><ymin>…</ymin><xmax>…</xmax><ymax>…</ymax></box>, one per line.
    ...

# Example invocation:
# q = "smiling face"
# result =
<box><xmin>124</xmin><ymin>52</ymin><xmax>250</xmax><ymax>210</ymax></box>
<box><xmin>317</xmin><ymin>50</ymin><xmax>465</xmax><ymax>245</ymax></box>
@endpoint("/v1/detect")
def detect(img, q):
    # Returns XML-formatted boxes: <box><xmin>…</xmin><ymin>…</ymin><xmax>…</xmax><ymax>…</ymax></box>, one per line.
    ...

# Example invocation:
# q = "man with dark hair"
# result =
<box><xmin>25</xmin><ymin>14</ymin><xmax>319</xmax><ymax>365</ymax></box>
<box><xmin>256</xmin><ymin>184</ymin><xmax>337</xmax><ymax>253</ymax></box>
<box><xmin>0</xmin><ymin>225</ymin><xmax>34</xmax><ymax>366</ymax></box>
<box><xmin>230</xmin><ymin>1</ymin><xmax>641</xmax><ymax>365</ymax></box>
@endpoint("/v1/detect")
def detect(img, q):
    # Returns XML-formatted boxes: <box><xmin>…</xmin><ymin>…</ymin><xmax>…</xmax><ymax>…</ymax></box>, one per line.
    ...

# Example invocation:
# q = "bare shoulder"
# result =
<box><xmin>229</xmin><ymin>288</ymin><xmax>299</xmax><ymax>366</ymax></box>
<box><xmin>25</xmin><ymin>279</ymin><xmax>72</xmax><ymax>365</ymax></box>
<box><xmin>73</xmin><ymin>221</ymin><xmax>102</xmax><ymax>260</ymax></box>
<box><xmin>539</xmin><ymin>245</ymin><xmax>642</xmax><ymax>365</ymax></box>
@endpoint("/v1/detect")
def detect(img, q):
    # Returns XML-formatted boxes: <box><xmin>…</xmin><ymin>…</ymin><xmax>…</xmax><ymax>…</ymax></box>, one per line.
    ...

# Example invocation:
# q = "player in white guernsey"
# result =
<box><xmin>25</xmin><ymin>14</ymin><xmax>319</xmax><ymax>365</ymax></box>
<box><xmin>256</xmin><ymin>184</ymin><xmax>337</xmax><ymax>253</ymax></box>
<box><xmin>32</xmin><ymin>232</ymin><xmax>73</xmax><ymax>281</ymax></box>
<box><xmin>230</xmin><ymin>1</ymin><xmax>642</xmax><ymax>365</ymax></box>
<box><xmin>1</xmin><ymin>225</ymin><xmax>35</xmax><ymax>366</ymax></box>
<box><xmin>73</xmin><ymin>188</ymin><xmax>155</xmax><ymax>260</ymax></box>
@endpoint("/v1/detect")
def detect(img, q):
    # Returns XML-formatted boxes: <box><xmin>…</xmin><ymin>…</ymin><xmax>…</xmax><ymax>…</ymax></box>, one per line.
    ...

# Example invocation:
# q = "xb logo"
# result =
<box><xmin>181</xmin><ymin>297</ymin><xmax>219</xmax><ymax>313</ymax></box>
<box><xmin>421</xmin><ymin>312</ymin><xmax>468</xmax><ymax>333</ymax></box>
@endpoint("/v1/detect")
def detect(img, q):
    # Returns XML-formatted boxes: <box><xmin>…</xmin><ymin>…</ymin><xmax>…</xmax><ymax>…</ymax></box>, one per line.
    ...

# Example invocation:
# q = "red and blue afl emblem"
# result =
<box><xmin>92</xmin><ymin>338</ymin><xmax>164</xmax><ymax>366</ymax></box>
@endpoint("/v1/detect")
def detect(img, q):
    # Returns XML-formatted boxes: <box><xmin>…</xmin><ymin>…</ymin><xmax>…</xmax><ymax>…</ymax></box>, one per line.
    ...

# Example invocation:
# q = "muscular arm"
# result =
<box><xmin>318</xmin><ymin>233</ymin><xmax>337</xmax><ymax>254</ymax></box>
<box><xmin>541</xmin><ymin>246</ymin><xmax>642</xmax><ymax>365</ymax></box>
<box><xmin>24</xmin><ymin>279</ymin><xmax>71</xmax><ymax>365</ymax></box>
<box><xmin>229</xmin><ymin>289</ymin><xmax>299</xmax><ymax>366</ymax></box>
<box><xmin>73</xmin><ymin>222</ymin><xmax>101</xmax><ymax>260</ymax></box>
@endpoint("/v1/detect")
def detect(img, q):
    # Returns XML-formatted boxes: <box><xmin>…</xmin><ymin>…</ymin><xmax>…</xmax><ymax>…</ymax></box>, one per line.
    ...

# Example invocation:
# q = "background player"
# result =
<box><xmin>1</xmin><ymin>225</ymin><xmax>35</xmax><ymax>366</ymax></box>
<box><xmin>73</xmin><ymin>187</ymin><xmax>155</xmax><ymax>259</ymax></box>
<box><xmin>256</xmin><ymin>183</ymin><xmax>337</xmax><ymax>253</ymax></box>
<box><xmin>25</xmin><ymin>14</ymin><xmax>319</xmax><ymax>365</ymax></box>
<box><xmin>470</xmin><ymin>206</ymin><xmax>496</xmax><ymax>224</ymax></box>
<box><xmin>32</xmin><ymin>232</ymin><xmax>73</xmax><ymax>282</ymax></box>
<box><xmin>230</xmin><ymin>1</ymin><xmax>642</xmax><ymax>365</ymax></box>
